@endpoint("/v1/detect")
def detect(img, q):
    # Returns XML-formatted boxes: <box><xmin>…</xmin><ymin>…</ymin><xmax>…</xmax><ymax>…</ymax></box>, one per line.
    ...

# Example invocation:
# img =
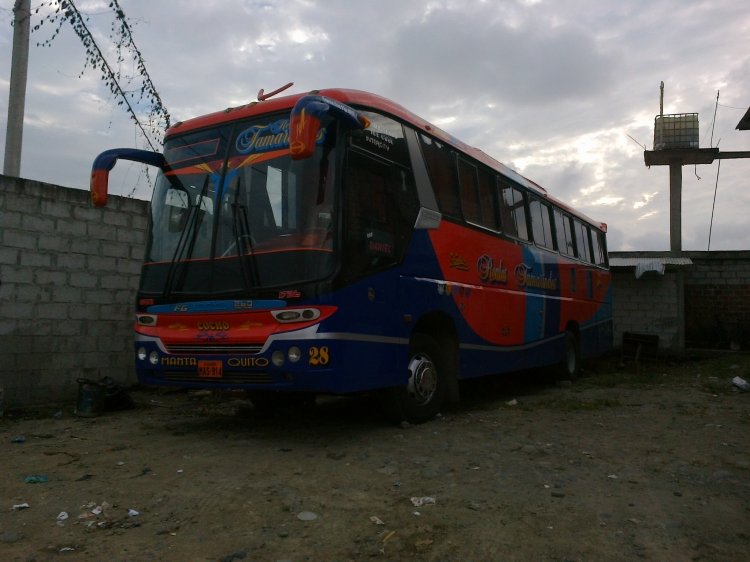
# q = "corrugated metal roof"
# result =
<box><xmin>609</xmin><ymin>256</ymin><xmax>693</xmax><ymax>279</ymax></box>
<box><xmin>609</xmin><ymin>257</ymin><xmax>693</xmax><ymax>267</ymax></box>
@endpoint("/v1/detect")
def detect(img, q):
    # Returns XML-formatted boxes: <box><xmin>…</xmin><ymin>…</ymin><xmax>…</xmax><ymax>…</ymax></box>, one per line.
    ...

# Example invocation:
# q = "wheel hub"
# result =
<box><xmin>407</xmin><ymin>353</ymin><xmax>437</xmax><ymax>405</ymax></box>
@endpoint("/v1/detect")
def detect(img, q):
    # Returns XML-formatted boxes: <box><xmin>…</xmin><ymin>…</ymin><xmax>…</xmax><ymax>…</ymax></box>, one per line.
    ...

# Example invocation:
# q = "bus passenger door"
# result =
<box><xmin>341</xmin><ymin>149</ymin><xmax>418</xmax><ymax>331</ymax></box>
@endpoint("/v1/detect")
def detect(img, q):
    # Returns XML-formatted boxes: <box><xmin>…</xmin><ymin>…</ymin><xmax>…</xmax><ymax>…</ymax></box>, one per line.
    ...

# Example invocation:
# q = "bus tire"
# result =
<box><xmin>383</xmin><ymin>333</ymin><xmax>447</xmax><ymax>424</ymax></box>
<box><xmin>561</xmin><ymin>330</ymin><xmax>581</xmax><ymax>380</ymax></box>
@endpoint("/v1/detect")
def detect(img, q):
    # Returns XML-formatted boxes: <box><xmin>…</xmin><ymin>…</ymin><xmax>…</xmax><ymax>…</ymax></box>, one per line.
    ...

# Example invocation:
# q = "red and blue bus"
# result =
<box><xmin>91</xmin><ymin>87</ymin><xmax>612</xmax><ymax>422</ymax></box>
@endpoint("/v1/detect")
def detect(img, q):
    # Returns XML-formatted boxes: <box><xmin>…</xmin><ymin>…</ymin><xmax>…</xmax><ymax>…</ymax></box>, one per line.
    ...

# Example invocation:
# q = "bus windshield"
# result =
<box><xmin>141</xmin><ymin>114</ymin><xmax>338</xmax><ymax>297</ymax></box>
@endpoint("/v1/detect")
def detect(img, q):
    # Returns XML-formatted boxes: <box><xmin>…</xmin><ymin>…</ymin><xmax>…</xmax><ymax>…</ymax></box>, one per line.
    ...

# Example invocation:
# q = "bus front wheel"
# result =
<box><xmin>382</xmin><ymin>334</ymin><xmax>447</xmax><ymax>424</ymax></box>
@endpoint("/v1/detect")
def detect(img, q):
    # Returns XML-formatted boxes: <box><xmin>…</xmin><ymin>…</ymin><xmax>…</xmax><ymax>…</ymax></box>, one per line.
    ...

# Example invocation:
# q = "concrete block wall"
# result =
<box><xmin>684</xmin><ymin>252</ymin><xmax>750</xmax><ymax>350</ymax></box>
<box><xmin>610</xmin><ymin>251</ymin><xmax>750</xmax><ymax>354</ymax></box>
<box><xmin>0</xmin><ymin>175</ymin><xmax>148</xmax><ymax>408</ymax></box>
<box><xmin>611</xmin><ymin>268</ymin><xmax>684</xmax><ymax>352</ymax></box>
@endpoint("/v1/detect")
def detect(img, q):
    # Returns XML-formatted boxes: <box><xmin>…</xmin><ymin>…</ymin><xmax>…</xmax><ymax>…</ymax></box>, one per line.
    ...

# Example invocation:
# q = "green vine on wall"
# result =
<box><xmin>31</xmin><ymin>0</ymin><xmax>170</xmax><ymax>151</ymax></box>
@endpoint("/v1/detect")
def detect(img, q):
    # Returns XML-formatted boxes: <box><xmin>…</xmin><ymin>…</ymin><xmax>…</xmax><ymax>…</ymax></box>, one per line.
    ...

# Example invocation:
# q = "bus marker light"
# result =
<box><xmin>272</xmin><ymin>351</ymin><xmax>285</xmax><ymax>367</ymax></box>
<box><xmin>148</xmin><ymin>351</ymin><xmax>160</xmax><ymax>365</ymax></box>
<box><xmin>137</xmin><ymin>314</ymin><xmax>157</xmax><ymax>326</ymax></box>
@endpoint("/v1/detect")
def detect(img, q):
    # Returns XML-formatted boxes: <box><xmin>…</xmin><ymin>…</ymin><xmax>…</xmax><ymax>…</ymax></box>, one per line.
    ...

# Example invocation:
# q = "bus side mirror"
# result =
<box><xmin>90</xmin><ymin>148</ymin><xmax>165</xmax><ymax>207</ymax></box>
<box><xmin>289</xmin><ymin>95</ymin><xmax>370</xmax><ymax>160</ymax></box>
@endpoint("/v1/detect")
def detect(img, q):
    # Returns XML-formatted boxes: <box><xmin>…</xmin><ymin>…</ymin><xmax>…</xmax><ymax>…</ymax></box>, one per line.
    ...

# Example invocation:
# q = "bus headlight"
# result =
<box><xmin>288</xmin><ymin>346</ymin><xmax>302</xmax><ymax>363</ymax></box>
<box><xmin>137</xmin><ymin>347</ymin><xmax>147</xmax><ymax>361</ymax></box>
<box><xmin>272</xmin><ymin>308</ymin><xmax>321</xmax><ymax>323</ymax></box>
<box><xmin>149</xmin><ymin>351</ymin><xmax>160</xmax><ymax>365</ymax></box>
<box><xmin>272</xmin><ymin>351</ymin><xmax>285</xmax><ymax>367</ymax></box>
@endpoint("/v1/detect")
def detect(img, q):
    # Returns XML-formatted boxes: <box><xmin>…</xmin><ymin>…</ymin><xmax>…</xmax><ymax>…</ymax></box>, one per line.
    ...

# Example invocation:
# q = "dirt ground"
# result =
<box><xmin>2</xmin><ymin>353</ymin><xmax>750</xmax><ymax>562</ymax></box>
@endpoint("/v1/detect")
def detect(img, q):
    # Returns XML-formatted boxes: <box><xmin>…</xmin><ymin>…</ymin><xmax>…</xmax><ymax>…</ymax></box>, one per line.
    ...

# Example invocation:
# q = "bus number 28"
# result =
<box><xmin>308</xmin><ymin>346</ymin><xmax>330</xmax><ymax>366</ymax></box>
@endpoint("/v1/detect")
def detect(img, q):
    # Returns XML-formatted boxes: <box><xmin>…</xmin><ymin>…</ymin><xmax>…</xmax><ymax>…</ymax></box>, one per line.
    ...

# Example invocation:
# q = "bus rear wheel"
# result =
<box><xmin>560</xmin><ymin>330</ymin><xmax>581</xmax><ymax>380</ymax></box>
<box><xmin>382</xmin><ymin>334</ymin><xmax>447</xmax><ymax>424</ymax></box>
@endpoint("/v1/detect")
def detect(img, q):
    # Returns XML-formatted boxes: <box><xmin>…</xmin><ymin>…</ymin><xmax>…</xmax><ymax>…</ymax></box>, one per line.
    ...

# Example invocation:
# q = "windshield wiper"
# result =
<box><xmin>163</xmin><ymin>175</ymin><xmax>210</xmax><ymax>298</ymax></box>
<box><xmin>231</xmin><ymin>180</ymin><xmax>260</xmax><ymax>290</ymax></box>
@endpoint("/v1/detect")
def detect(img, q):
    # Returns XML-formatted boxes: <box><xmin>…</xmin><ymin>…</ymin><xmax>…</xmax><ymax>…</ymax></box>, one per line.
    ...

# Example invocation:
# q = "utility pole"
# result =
<box><xmin>3</xmin><ymin>0</ymin><xmax>31</xmax><ymax>177</ymax></box>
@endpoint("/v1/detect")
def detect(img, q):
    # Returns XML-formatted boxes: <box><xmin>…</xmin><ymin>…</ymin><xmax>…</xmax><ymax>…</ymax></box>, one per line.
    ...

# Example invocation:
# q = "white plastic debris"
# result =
<box><xmin>297</xmin><ymin>511</ymin><xmax>319</xmax><ymax>521</ymax></box>
<box><xmin>370</xmin><ymin>515</ymin><xmax>385</xmax><ymax>525</ymax></box>
<box><xmin>732</xmin><ymin>376</ymin><xmax>750</xmax><ymax>392</ymax></box>
<box><xmin>410</xmin><ymin>496</ymin><xmax>436</xmax><ymax>507</ymax></box>
<box><xmin>128</xmin><ymin>509</ymin><xmax>140</xmax><ymax>517</ymax></box>
<box><xmin>12</xmin><ymin>503</ymin><xmax>30</xmax><ymax>511</ymax></box>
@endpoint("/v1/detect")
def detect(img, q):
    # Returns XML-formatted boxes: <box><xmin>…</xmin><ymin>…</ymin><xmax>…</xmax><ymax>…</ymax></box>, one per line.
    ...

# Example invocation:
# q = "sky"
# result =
<box><xmin>1</xmin><ymin>0</ymin><xmax>749</xmax><ymax>252</ymax></box>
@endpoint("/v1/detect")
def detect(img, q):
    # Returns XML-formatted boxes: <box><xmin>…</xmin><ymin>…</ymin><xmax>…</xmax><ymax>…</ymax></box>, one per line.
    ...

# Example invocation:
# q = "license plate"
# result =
<box><xmin>198</xmin><ymin>360</ymin><xmax>223</xmax><ymax>378</ymax></box>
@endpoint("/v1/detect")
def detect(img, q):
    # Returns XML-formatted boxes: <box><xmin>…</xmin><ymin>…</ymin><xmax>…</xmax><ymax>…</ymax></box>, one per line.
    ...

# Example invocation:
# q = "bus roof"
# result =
<box><xmin>166</xmin><ymin>88</ymin><xmax>605</xmax><ymax>231</ymax></box>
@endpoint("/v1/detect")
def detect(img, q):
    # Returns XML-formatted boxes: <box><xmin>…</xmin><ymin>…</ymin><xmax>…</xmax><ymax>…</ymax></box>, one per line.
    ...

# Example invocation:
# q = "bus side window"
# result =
<box><xmin>574</xmin><ymin>220</ymin><xmax>592</xmax><ymax>263</ymax></box>
<box><xmin>477</xmin><ymin>166</ymin><xmax>499</xmax><ymax>230</ymax></box>
<box><xmin>500</xmin><ymin>183</ymin><xmax>529</xmax><ymax>241</ymax></box>
<box><xmin>591</xmin><ymin>229</ymin><xmax>607</xmax><ymax>266</ymax></box>
<box><xmin>529</xmin><ymin>197</ymin><xmax>554</xmax><ymax>249</ymax></box>
<box><xmin>457</xmin><ymin>157</ymin><xmax>481</xmax><ymax>224</ymax></box>
<box><xmin>553</xmin><ymin>209</ymin><xmax>577</xmax><ymax>257</ymax></box>
<box><xmin>563</xmin><ymin>214</ymin><xmax>576</xmax><ymax>256</ymax></box>
<box><xmin>419</xmin><ymin>134</ymin><xmax>461</xmax><ymax>219</ymax></box>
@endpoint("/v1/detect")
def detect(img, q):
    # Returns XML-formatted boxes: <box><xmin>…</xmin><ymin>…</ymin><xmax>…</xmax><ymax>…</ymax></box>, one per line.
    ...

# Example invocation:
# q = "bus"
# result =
<box><xmin>91</xmin><ymin>87</ymin><xmax>612</xmax><ymax>422</ymax></box>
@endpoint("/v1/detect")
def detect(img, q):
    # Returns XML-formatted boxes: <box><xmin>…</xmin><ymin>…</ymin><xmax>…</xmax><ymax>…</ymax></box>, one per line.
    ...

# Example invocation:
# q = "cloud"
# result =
<box><xmin>1</xmin><ymin>0</ymin><xmax>748</xmax><ymax>250</ymax></box>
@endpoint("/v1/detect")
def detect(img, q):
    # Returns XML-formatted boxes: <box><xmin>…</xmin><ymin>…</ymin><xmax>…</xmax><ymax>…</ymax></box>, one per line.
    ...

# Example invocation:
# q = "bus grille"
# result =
<box><xmin>160</xmin><ymin>371</ymin><xmax>275</xmax><ymax>384</ymax></box>
<box><xmin>164</xmin><ymin>344</ymin><xmax>263</xmax><ymax>354</ymax></box>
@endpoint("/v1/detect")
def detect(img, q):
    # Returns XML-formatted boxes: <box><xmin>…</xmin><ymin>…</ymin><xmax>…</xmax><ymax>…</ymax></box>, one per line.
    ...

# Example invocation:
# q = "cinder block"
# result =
<box><xmin>0</xmin><ymin>247</ymin><xmax>19</xmax><ymax>265</ymax></box>
<box><xmin>37</xmin><ymin>303</ymin><xmax>69</xmax><ymax>320</ymax></box>
<box><xmin>3</xmin><ymin>230</ymin><xmax>37</xmax><ymax>250</ymax></box>
<box><xmin>100</xmin><ymin>241</ymin><xmax>130</xmax><ymax>259</ymax></box>
<box><xmin>2</xmin><ymin>210</ymin><xmax>22</xmax><ymax>228</ymax></box>
<box><xmin>69</xmin><ymin>272</ymin><xmax>98</xmax><ymax>288</ymax></box>
<box><xmin>52</xmin><ymin>286</ymin><xmax>82</xmax><ymax>303</ymax></box>
<box><xmin>117</xmin><ymin>227</ymin><xmax>146</xmax><ymax>244</ymax></box>
<box><xmin>70</xmin><ymin>239</ymin><xmax>102</xmax><ymax>255</ymax></box>
<box><xmin>20</xmin><ymin>252</ymin><xmax>52</xmax><ymax>268</ymax></box>
<box><xmin>88</xmin><ymin>256</ymin><xmax>118</xmax><ymax>272</ymax></box>
<box><xmin>88</xmin><ymin>222</ymin><xmax>117</xmax><ymax>241</ymax></box>
<box><xmin>73</xmin><ymin>206</ymin><xmax>103</xmax><ymax>222</ymax></box>
<box><xmin>22</xmin><ymin>215</ymin><xmax>56</xmax><ymax>233</ymax></box>
<box><xmin>55</xmin><ymin>219</ymin><xmax>87</xmax><ymax>237</ymax></box>
<box><xmin>56</xmin><ymin>253</ymin><xmax>87</xmax><ymax>270</ymax></box>
<box><xmin>100</xmin><ymin>275</ymin><xmax>130</xmax><ymax>290</ymax></box>
<box><xmin>1</xmin><ymin>266</ymin><xmax>33</xmax><ymax>284</ymax></box>
<box><xmin>40</xmin><ymin>199</ymin><xmax>72</xmax><ymax>219</ymax></box>
<box><xmin>102</xmin><ymin>209</ymin><xmax>130</xmax><ymax>227</ymax></box>
<box><xmin>34</xmin><ymin>270</ymin><xmax>67</xmax><ymax>286</ymax></box>
<box><xmin>16</xmin><ymin>285</ymin><xmax>51</xmax><ymax>303</ymax></box>
<box><xmin>68</xmin><ymin>304</ymin><xmax>99</xmax><ymax>321</ymax></box>
<box><xmin>38</xmin><ymin>234</ymin><xmax>72</xmax><ymax>253</ymax></box>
